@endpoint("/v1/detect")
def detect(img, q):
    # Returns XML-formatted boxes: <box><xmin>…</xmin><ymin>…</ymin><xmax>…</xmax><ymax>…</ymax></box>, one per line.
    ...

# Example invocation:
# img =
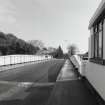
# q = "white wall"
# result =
<box><xmin>85</xmin><ymin>62</ymin><xmax>105</xmax><ymax>101</ymax></box>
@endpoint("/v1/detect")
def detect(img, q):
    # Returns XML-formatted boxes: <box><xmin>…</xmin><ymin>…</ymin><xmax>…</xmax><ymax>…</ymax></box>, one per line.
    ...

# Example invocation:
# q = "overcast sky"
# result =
<box><xmin>0</xmin><ymin>0</ymin><xmax>102</xmax><ymax>53</ymax></box>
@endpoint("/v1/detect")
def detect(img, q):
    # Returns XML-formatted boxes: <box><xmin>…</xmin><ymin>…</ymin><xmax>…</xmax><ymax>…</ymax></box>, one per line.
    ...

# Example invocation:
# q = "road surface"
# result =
<box><xmin>0</xmin><ymin>59</ymin><xmax>65</xmax><ymax>105</ymax></box>
<box><xmin>0</xmin><ymin>59</ymin><xmax>64</xmax><ymax>82</ymax></box>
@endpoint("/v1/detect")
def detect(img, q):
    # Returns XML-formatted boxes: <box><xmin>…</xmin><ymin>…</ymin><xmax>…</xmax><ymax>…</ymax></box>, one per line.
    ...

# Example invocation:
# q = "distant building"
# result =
<box><xmin>85</xmin><ymin>0</ymin><xmax>105</xmax><ymax>102</ymax></box>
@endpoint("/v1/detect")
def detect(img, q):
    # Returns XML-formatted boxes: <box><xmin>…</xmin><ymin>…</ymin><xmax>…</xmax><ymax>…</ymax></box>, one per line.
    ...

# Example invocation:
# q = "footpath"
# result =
<box><xmin>47</xmin><ymin>60</ymin><xmax>98</xmax><ymax>105</ymax></box>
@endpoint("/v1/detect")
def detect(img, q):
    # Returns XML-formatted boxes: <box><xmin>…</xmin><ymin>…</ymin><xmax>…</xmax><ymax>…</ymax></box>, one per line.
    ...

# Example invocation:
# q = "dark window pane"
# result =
<box><xmin>95</xmin><ymin>35</ymin><xmax>98</xmax><ymax>57</ymax></box>
<box><xmin>95</xmin><ymin>26</ymin><xmax>97</xmax><ymax>32</ymax></box>
<box><xmin>99</xmin><ymin>22</ymin><xmax>103</xmax><ymax>30</ymax></box>
<box><xmin>98</xmin><ymin>31</ymin><xmax>102</xmax><ymax>57</ymax></box>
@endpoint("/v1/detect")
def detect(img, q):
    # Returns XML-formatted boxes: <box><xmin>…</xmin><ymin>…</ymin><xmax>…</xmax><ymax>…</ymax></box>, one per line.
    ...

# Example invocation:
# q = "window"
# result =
<box><xmin>99</xmin><ymin>31</ymin><xmax>102</xmax><ymax>58</ymax></box>
<box><xmin>93</xmin><ymin>21</ymin><xmax>103</xmax><ymax>59</ymax></box>
<box><xmin>90</xmin><ymin>21</ymin><xmax>104</xmax><ymax>64</ymax></box>
<box><xmin>94</xmin><ymin>34</ymin><xmax>98</xmax><ymax>57</ymax></box>
<box><xmin>99</xmin><ymin>22</ymin><xmax>103</xmax><ymax>30</ymax></box>
<box><xmin>90</xmin><ymin>27</ymin><xmax>94</xmax><ymax>35</ymax></box>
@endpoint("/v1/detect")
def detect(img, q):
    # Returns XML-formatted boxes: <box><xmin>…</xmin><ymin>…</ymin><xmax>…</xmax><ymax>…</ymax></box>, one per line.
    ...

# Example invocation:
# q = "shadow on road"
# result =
<box><xmin>0</xmin><ymin>99</ymin><xmax>22</xmax><ymax>105</ymax></box>
<box><xmin>23</xmin><ymin>85</ymin><xmax>54</xmax><ymax>105</ymax></box>
<box><xmin>0</xmin><ymin>85</ymin><xmax>54</xmax><ymax>105</ymax></box>
<box><xmin>48</xmin><ymin>61</ymin><xmax>64</xmax><ymax>82</ymax></box>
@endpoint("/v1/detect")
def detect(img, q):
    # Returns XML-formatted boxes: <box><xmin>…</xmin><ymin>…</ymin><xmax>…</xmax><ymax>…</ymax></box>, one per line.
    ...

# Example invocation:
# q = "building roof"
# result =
<box><xmin>89</xmin><ymin>0</ymin><xmax>105</xmax><ymax>29</ymax></box>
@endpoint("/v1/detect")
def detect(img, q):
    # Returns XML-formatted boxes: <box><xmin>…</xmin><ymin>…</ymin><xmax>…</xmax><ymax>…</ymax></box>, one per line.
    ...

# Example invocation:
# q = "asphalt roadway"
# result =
<box><xmin>0</xmin><ymin>59</ymin><xmax>65</xmax><ymax>105</ymax></box>
<box><xmin>0</xmin><ymin>59</ymin><xmax>64</xmax><ymax>82</ymax></box>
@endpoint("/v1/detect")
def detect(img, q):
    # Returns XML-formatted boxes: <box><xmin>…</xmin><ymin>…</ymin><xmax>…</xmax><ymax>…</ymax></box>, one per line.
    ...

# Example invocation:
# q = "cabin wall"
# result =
<box><xmin>86</xmin><ymin>0</ymin><xmax>105</xmax><ymax>101</ymax></box>
<box><xmin>85</xmin><ymin>20</ymin><xmax>105</xmax><ymax>100</ymax></box>
<box><xmin>85</xmin><ymin>62</ymin><xmax>105</xmax><ymax>101</ymax></box>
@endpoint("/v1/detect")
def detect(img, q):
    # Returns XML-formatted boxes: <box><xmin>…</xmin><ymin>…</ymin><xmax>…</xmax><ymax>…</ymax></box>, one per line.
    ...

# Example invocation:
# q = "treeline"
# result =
<box><xmin>0</xmin><ymin>31</ymin><xmax>68</xmax><ymax>59</ymax></box>
<box><xmin>49</xmin><ymin>46</ymin><xmax>65</xmax><ymax>59</ymax></box>
<box><xmin>52</xmin><ymin>46</ymin><xmax>69</xmax><ymax>59</ymax></box>
<box><xmin>0</xmin><ymin>32</ymin><xmax>40</xmax><ymax>55</ymax></box>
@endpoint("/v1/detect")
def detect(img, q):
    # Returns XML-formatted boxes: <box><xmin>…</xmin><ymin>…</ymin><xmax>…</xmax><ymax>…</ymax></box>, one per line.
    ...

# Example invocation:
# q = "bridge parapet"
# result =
<box><xmin>0</xmin><ymin>55</ymin><xmax>52</xmax><ymax>66</ymax></box>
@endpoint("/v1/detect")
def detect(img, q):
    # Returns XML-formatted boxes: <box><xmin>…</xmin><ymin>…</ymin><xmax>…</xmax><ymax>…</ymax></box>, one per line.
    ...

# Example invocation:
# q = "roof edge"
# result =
<box><xmin>88</xmin><ymin>0</ymin><xmax>105</xmax><ymax>29</ymax></box>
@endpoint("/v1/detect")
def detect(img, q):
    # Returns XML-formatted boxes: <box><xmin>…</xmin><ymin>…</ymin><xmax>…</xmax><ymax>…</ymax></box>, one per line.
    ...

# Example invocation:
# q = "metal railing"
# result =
<box><xmin>0</xmin><ymin>55</ymin><xmax>52</xmax><ymax>66</ymax></box>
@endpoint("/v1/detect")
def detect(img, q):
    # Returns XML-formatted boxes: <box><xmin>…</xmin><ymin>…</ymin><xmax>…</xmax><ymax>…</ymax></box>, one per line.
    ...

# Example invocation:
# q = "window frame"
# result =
<box><xmin>93</xmin><ymin>20</ymin><xmax>103</xmax><ymax>60</ymax></box>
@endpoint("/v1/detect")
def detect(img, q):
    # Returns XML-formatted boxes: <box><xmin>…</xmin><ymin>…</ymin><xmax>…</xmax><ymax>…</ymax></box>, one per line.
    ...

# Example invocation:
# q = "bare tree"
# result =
<box><xmin>28</xmin><ymin>40</ymin><xmax>45</xmax><ymax>49</ymax></box>
<box><xmin>67</xmin><ymin>44</ymin><xmax>78</xmax><ymax>56</ymax></box>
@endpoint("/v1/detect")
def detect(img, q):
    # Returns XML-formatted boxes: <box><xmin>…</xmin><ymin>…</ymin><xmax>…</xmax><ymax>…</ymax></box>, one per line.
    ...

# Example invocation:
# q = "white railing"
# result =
<box><xmin>0</xmin><ymin>55</ymin><xmax>52</xmax><ymax>66</ymax></box>
<box><xmin>70</xmin><ymin>55</ymin><xmax>88</xmax><ymax>76</ymax></box>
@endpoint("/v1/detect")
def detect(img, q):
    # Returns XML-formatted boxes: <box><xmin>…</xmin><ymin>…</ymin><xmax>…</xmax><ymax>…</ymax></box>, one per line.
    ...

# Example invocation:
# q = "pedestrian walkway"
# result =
<box><xmin>57</xmin><ymin>60</ymin><xmax>78</xmax><ymax>81</ymax></box>
<box><xmin>47</xmin><ymin>60</ymin><xmax>98</xmax><ymax>105</ymax></box>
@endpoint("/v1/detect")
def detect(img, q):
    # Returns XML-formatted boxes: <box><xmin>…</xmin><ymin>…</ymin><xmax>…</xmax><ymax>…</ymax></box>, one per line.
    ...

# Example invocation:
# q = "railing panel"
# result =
<box><xmin>0</xmin><ymin>55</ymin><xmax>52</xmax><ymax>66</ymax></box>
